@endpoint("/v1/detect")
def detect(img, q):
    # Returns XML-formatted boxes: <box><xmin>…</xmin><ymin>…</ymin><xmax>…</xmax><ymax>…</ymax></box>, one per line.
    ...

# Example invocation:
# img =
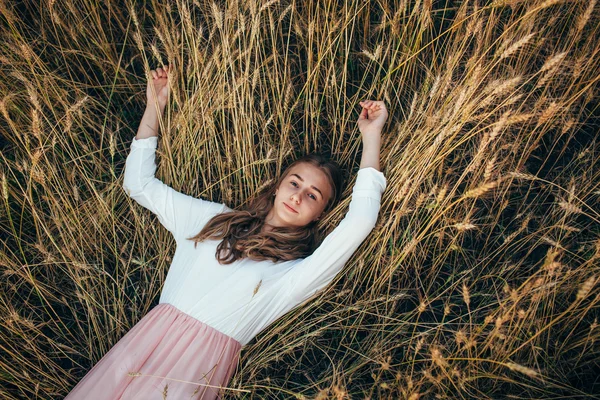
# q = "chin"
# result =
<box><xmin>278</xmin><ymin>214</ymin><xmax>301</xmax><ymax>227</ymax></box>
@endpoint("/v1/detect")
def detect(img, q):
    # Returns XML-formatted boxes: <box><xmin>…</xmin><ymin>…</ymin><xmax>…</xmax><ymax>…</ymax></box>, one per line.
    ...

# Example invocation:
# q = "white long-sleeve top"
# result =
<box><xmin>122</xmin><ymin>136</ymin><xmax>386</xmax><ymax>346</ymax></box>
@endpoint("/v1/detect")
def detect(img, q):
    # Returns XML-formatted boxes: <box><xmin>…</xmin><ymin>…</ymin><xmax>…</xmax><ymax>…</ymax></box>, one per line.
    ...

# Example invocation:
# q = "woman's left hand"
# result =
<box><xmin>357</xmin><ymin>100</ymin><xmax>388</xmax><ymax>136</ymax></box>
<box><xmin>147</xmin><ymin>65</ymin><xmax>171</xmax><ymax>111</ymax></box>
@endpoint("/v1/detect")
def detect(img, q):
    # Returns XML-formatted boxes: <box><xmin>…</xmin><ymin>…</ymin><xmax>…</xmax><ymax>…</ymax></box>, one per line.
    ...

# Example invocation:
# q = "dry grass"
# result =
<box><xmin>1</xmin><ymin>0</ymin><xmax>599</xmax><ymax>398</ymax></box>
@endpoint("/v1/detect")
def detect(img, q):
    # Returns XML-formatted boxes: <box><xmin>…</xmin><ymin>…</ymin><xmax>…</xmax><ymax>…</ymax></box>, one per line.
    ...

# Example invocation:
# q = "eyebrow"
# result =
<box><xmin>290</xmin><ymin>173</ymin><xmax>324</xmax><ymax>200</ymax></box>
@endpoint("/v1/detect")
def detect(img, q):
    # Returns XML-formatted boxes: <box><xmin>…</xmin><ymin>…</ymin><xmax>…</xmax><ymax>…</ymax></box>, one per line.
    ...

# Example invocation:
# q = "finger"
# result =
<box><xmin>359</xmin><ymin>107</ymin><xmax>368</xmax><ymax>119</ymax></box>
<box><xmin>151</xmin><ymin>70</ymin><xmax>158</xmax><ymax>79</ymax></box>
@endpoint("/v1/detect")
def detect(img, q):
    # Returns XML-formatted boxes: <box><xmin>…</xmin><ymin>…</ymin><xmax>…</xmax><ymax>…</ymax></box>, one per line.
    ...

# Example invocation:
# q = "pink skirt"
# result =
<box><xmin>65</xmin><ymin>303</ymin><xmax>242</xmax><ymax>400</ymax></box>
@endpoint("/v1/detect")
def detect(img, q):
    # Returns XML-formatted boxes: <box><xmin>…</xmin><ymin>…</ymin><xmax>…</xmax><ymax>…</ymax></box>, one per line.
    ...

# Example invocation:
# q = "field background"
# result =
<box><xmin>1</xmin><ymin>0</ymin><xmax>599</xmax><ymax>398</ymax></box>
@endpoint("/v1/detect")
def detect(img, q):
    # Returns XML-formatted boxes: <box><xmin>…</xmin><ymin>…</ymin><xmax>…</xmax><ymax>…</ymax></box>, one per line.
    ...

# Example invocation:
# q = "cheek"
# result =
<box><xmin>317</xmin><ymin>202</ymin><xmax>329</xmax><ymax>216</ymax></box>
<box><xmin>312</xmin><ymin>202</ymin><xmax>326</xmax><ymax>215</ymax></box>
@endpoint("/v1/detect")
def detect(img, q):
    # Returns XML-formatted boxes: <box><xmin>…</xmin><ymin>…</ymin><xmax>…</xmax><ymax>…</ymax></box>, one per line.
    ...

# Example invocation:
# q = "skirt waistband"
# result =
<box><xmin>156</xmin><ymin>302</ymin><xmax>241</xmax><ymax>345</ymax></box>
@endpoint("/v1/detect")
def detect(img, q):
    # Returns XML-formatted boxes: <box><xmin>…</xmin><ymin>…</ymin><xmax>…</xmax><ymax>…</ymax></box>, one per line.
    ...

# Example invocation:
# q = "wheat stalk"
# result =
<box><xmin>462</xmin><ymin>283</ymin><xmax>470</xmax><ymax>306</ymax></box>
<box><xmin>558</xmin><ymin>200</ymin><xmax>582</xmax><ymax>215</ymax></box>
<box><xmin>463</xmin><ymin>180</ymin><xmax>499</xmax><ymax>198</ymax></box>
<box><xmin>436</xmin><ymin>184</ymin><xmax>449</xmax><ymax>205</ymax></box>
<box><xmin>499</xmin><ymin>33</ymin><xmax>535</xmax><ymax>60</ymax></box>
<box><xmin>576</xmin><ymin>275</ymin><xmax>596</xmax><ymax>301</ymax></box>
<box><xmin>484</xmin><ymin>155</ymin><xmax>497</xmax><ymax>182</ymax></box>
<box><xmin>576</xmin><ymin>0</ymin><xmax>595</xmax><ymax>33</ymax></box>
<box><xmin>507</xmin><ymin>113</ymin><xmax>534</xmax><ymax>124</ymax></box>
<box><xmin>508</xmin><ymin>171</ymin><xmax>537</xmax><ymax>180</ymax></box>
<box><xmin>538</xmin><ymin>101</ymin><xmax>560</xmax><ymax>125</ymax></box>
<box><xmin>538</xmin><ymin>0</ymin><xmax>563</xmax><ymax>10</ymax></box>
<box><xmin>453</xmin><ymin>222</ymin><xmax>477</xmax><ymax>232</ymax></box>
<box><xmin>430</xmin><ymin>346</ymin><xmax>448</xmax><ymax>368</ymax></box>
<box><xmin>1</xmin><ymin>173</ymin><xmax>7</xmax><ymax>200</ymax></box>
<box><xmin>31</xmin><ymin>108</ymin><xmax>42</xmax><ymax>140</ymax></box>
<box><xmin>490</xmin><ymin>111</ymin><xmax>510</xmax><ymax>141</ymax></box>
<box><xmin>537</xmin><ymin>52</ymin><xmax>567</xmax><ymax>87</ymax></box>
<box><xmin>506</xmin><ymin>362</ymin><xmax>540</xmax><ymax>379</ymax></box>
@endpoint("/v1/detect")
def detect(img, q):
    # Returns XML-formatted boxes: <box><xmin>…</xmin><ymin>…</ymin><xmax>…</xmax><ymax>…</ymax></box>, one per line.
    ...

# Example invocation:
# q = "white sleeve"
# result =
<box><xmin>122</xmin><ymin>136</ymin><xmax>230</xmax><ymax>242</ymax></box>
<box><xmin>282</xmin><ymin>167</ymin><xmax>387</xmax><ymax>304</ymax></box>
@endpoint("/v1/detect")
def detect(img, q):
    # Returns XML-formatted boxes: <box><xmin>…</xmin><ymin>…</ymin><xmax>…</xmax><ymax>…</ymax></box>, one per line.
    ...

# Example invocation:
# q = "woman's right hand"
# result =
<box><xmin>146</xmin><ymin>65</ymin><xmax>171</xmax><ymax>111</ymax></box>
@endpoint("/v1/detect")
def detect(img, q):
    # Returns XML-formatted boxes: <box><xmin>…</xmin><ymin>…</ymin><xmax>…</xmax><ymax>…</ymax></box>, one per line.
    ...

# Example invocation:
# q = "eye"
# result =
<box><xmin>291</xmin><ymin>181</ymin><xmax>317</xmax><ymax>200</ymax></box>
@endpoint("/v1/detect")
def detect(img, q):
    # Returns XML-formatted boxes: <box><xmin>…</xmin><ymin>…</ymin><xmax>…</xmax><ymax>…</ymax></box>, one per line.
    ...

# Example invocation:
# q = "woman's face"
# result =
<box><xmin>263</xmin><ymin>162</ymin><xmax>333</xmax><ymax>230</ymax></box>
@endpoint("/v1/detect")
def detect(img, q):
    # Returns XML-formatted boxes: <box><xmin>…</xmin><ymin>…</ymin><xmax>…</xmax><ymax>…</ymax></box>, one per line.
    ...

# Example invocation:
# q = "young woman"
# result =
<box><xmin>65</xmin><ymin>65</ymin><xmax>388</xmax><ymax>399</ymax></box>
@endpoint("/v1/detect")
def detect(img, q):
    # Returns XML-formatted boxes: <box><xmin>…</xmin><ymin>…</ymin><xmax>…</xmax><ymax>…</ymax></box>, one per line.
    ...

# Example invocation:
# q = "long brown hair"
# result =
<box><xmin>186</xmin><ymin>153</ymin><xmax>345</xmax><ymax>264</ymax></box>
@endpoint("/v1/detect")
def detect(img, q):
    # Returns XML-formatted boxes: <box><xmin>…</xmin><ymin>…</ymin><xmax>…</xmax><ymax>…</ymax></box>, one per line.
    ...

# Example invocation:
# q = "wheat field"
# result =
<box><xmin>0</xmin><ymin>0</ymin><xmax>599</xmax><ymax>398</ymax></box>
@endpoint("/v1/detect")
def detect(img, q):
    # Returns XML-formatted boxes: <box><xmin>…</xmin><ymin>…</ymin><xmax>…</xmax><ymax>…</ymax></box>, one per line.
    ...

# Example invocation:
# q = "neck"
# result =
<box><xmin>261</xmin><ymin>223</ymin><xmax>275</xmax><ymax>234</ymax></box>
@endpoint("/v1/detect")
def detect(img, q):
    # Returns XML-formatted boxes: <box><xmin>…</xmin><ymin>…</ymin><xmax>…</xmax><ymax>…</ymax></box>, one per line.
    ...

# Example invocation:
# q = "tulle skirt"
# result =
<box><xmin>65</xmin><ymin>302</ymin><xmax>242</xmax><ymax>399</ymax></box>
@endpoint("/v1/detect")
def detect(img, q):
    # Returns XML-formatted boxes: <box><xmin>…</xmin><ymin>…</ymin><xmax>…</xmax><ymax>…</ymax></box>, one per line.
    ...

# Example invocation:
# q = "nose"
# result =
<box><xmin>290</xmin><ymin>192</ymin><xmax>300</xmax><ymax>204</ymax></box>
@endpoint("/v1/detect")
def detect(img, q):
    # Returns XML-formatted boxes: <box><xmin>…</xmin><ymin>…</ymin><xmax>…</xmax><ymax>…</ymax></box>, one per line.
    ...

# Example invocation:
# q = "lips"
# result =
<box><xmin>283</xmin><ymin>202</ymin><xmax>298</xmax><ymax>213</ymax></box>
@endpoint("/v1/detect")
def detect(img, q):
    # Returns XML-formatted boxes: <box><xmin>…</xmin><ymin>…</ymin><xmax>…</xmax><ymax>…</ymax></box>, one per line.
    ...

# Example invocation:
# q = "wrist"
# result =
<box><xmin>361</xmin><ymin>134</ymin><xmax>381</xmax><ymax>148</ymax></box>
<box><xmin>145</xmin><ymin>102</ymin><xmax>165</xmax><ymax>115</ymax></box>
<box><xmin>360</xmin><ymin>127</ymin><xmax>382</xmax><ymax>137</ymax></box>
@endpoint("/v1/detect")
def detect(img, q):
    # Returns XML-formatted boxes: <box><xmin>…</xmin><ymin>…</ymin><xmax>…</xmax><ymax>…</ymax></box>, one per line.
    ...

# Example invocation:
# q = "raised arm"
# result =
<box><xmin>122</xmin><ymin>66</ymin><xmax>229</xmax><ymax>242</ymax></box>
<box><xmin>282</xmin><ymin>100</ymin><xmax>388</xmax><ymax>305</ymax></box>
<box><xmin>358</xmin><ymin>100</ymin><xmax>387</xmax><ymax>171</ymax></box>
<box><xmin>136</xmin><ymin>65</ymin><xmax>170</xmax><ymax>141</ymax></box>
